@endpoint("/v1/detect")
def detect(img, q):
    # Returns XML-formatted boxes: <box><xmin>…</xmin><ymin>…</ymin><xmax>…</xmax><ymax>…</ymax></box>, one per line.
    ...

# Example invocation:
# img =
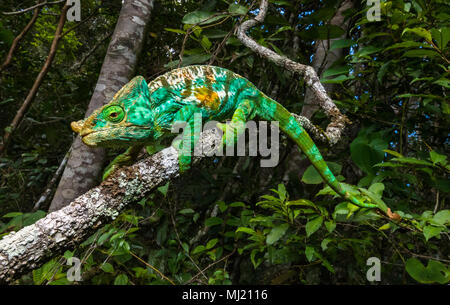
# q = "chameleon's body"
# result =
<box><xmin>71</xmin><ymin>65</ymin><xmax>378</xmax><ymax>210</ymax></box>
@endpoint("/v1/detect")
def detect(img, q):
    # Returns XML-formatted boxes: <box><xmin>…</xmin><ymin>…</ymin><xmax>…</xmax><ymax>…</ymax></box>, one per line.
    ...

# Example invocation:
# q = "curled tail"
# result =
<box><xmin>256</xmin><ymin>97</ymin><xmax>377</xmax><ymax>209</ymax></box>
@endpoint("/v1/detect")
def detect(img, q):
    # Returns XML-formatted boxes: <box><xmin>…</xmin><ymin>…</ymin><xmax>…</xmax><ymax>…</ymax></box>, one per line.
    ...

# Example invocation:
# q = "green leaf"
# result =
<box><xmin>182</xmin><ymin>242</ymin><xmax>189</xmax><ymax>253</ymax></box>
<box><xmin>206</xmin><ymin>238</ymin><xmax>218</xmax><ymax>249</ymax></box>
<box><xmin>178</xmin><ymin>208</ymin><xmax>195</xmax><ymax>215</ymax></box>
<box><xmin>383</xmin><ymin>41</ymin><xmax>430</xmax><ymax>52</ymax></box>
<box><xmin>165</xmin><ymin>54</ymin><xmax>211</xmax><ymax>69</ymax></box>
<box><xmin>405</xmin><ymin>258</ymin><xmax>450</xmax><ymax>284</ymax></box>
<box><xmin>321</xmin><ymin>238</ymin><xmax>332</xmax><ymax>251</ymax></box>
<box><xmin>430</xmin><ymin>27</ymin><xmax>450</xmax><ymax>50</ymax></box>
<box><xmin>433</xmin><ymin>210</ymin><xmax>450</xmax><ymax>225</ymax></box>
<box><xmin>2</xmin><ymin>212</ymin><xmax>23</xmax><ymax>218</ymax></box>
<box><xmin>324</xmin><ymin>220</ymin><xmax>336</xmax><ymax>233</ymax></box>
<box><xmin>101</xmin><ymin>263</ymin><xmax>114</xmax><ymax>273</ymax></box>
<box><xmin>383</xmin><ymin>149</ymin><xmax>404</xmax><ymax>158</ymax></box>
<box><xmin>182</xmin><ymin>11</ymin><xmax>225</xmax><ymax>25</ymax></box>
<box><xmin>315</xmin><ymin>25</ymin><xmax>345</xmax><ymax>39</ymax></box>
<box><xmin>200</xmin><ymin>35</ymin><xmax>212</xmax><ymax>50</ymax></box>
<box><xmin>192</xmin><ymin>245</ymin><xmax>206</xmax><ymax>254</ymax></box>
<box><xmin>423</xmin><ymin>225</ymin><xmax>442</xmax><ymax>241</ymax></box>
<box><xmin>228</xmin><ymin>3</ymin><xmax>248</xmax><ymax>15</ymax></box>
<box><xmin>330</xmin><ymin>39</ymin><xmax>355</xmax><ymax>51</ymax></box>
<box><xmin>368</xmin><ymin>183</ymin><xmax>384</xmax><ymax>197</ymax></box>
<box><xmin>322</xmin><ymin>65</ymin><xmax>350</xmax><ymax>78</ymax></box>
<box><xmin>266</xmin><ymin>223</ymin><xmax>289</xmax><ymax>245</ymax></box>
<box><xmin>229</xmin><ymin>202</ymin><xmax>247</xmax><ymax>208</ymax></box>
<box><xmin>205</xmin><ymin>217</ymin><xmax>223</xmax><ymax>227</ymax></box>
<box><xmin>378</xmin><ymin>223</ymin><xmax>391</xmax><ymax>230</ymax></box>
<box><xmin>114</xmin><ymin>274</ymin><xmax>129</xmax><ymax>285</ymax></box>
<box><xmin>353</xmin><ymin>46</ymin><xmax>382</xmax><ymax>57</ymax></box>
<box><xmin>157</xmin><ymin>182</ymin><xmax>170</xmax><ymax>196</ymax></box>
<box><xmin>305</xmin><ymin>216</ymin><xmax>323</xmax><ymax>237</ymax></box>
<box><xmin>390</xmin><ymin>157</ymin><xmax>434</xmax><ymax>167</ymax></box>
<box><xmin>377</xmin><ymin>60</ymin><xmax>391</xmax><ymax>83</ymax></box>
<box><xmin>430</xmin><ymin>151</ymin><xmax>447</xmax><ymax>165</ymax></box>
<box><xmin>305</xmin><ymin>246</ymin><xmax>315</xmax><ymax>262</ymax></box>
<box><xmin>351</xmin><ymin>128</ymin><xmax>388</xmax><ymax>175</ymax></box>
<box><xmin>302</xmin><ymin>162</ymin><xmax>342</xmax><ymax>185</ymax></box>
<box><xmin>402</xmin><ymin>27</ymin><xmax>432</xmax><ymax>42</ymax></box>
<box><xmin>203</xmin><ymin>29</ymin><xmax>228</xmax><ymax>39</ymax></box>
<box><xmin>321</xmin><ymin>74</ymin><xmax>354</xmax><ymax>84</ymax></box>
<box><xmin>164</xmin><ymin>28</ymin><xmax>186</xmax><ymax>34</ymax></box>
<box><xmin>236</xmin><ymin>227</ymin><xmax>257</xmax><ymax>235</ymax></box>
<box><xmin>402</xmin><ymin>49</ymin><xmax>439</xmax><ymax>58</ymax></box>
<box><xmin>277</xmin><ymin>183</ymin><xmax>287</xmax><ymax>201</ymax></box>
<box><xmin>433</xmin><ymin>78</ymin><xmax>450</xmax><ymax>89</ymax></box>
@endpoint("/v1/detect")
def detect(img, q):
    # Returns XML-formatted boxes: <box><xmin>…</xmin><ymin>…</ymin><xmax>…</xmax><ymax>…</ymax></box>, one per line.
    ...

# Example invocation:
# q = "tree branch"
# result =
<box><xmin>235</xmin><ymin>0</ymin><xmax>351</xmax><ymax>145</ymax></box>
<box><xmin>2</xmin><ymin>0</ymin><xmax>65</xmax><ymax>15</ymax></box>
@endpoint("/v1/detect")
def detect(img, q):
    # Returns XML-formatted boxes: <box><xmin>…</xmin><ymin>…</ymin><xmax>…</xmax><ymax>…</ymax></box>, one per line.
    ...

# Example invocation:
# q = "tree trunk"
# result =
<box><xmin>301</xmin><ymin>0</ymin><xmax>354</xmax><ymax>119</ymax></box>
<box><xmin>48</xmin><ymin>0</ymin><xmax>154</xmax><ymax>212</ymax></box>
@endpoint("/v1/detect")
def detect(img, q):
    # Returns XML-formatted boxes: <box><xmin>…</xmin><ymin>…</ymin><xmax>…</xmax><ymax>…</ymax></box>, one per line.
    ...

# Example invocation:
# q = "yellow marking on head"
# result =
<box><xmin>194</xmin><ymin>87</ymin><xmax>220</xmax><ymax>110</ymax></box>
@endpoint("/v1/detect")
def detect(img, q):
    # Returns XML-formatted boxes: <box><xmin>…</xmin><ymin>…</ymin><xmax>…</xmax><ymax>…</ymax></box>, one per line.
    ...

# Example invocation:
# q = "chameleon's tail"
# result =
<box><xmin>256</xmin><ymin>97</ymin><xmax>377</xmax><ymax>209</ymax></box>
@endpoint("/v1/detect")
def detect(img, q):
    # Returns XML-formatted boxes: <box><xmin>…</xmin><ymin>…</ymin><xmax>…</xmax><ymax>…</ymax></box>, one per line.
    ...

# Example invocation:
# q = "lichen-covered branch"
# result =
<box><xmin>0</xmin><ymin>141</ymin><xmax>181</xmax><ymax>284</ymax></box>
<box><xmin>235</xmin><ymin>0</ymin><xmax>350</xmax><ymax>145</ymax></box>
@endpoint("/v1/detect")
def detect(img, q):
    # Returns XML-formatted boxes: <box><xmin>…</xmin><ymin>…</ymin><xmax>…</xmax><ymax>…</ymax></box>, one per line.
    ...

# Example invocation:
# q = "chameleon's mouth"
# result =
<box><xmin>80</xmin><ymin>126</ymin><xmax>150</xmax><ymax>147</ymax></box>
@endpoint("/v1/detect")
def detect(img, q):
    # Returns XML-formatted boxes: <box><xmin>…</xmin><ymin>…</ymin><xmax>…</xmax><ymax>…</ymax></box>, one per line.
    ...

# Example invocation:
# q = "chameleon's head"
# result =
<box><xmin>71</xmin><ymin>76</ymin><xmax>157</xmax><ymax>147</ymax></box>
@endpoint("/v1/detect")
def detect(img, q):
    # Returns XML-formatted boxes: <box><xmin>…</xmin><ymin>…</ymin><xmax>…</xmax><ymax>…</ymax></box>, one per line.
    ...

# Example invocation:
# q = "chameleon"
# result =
<box><xmin>71</xmin><ymin>65</ymin><xmax>398</xmax><ymax>218</ymax></box>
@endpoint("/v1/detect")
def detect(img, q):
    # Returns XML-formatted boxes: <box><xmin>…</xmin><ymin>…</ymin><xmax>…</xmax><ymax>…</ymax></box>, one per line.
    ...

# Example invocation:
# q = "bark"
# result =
<box><xmin>2</xmin><ymin>0</ymin><xmax>64</xmax><ymax>16</ymax></box>
<box><xmin>0</xmin><ymin>1</ymin><xmax>42</xmax><ymax>72</ymax></box>
<box><xmin>235</xmin><ymin>0</ymin><xmax>351</xmax><ymax>145</ymax></box>
<box><xmin>48</xmin><ymin>0</ymin><xmax>154</xmax><ymax>212</ymax></box>
<box><xmin>0</xmin><ymin>3</ymin><xmax>70</xmax><ymax>155</ymax></box>
<box><xmin>301</xmin><ymin>0</ymin><xmax>354</xmax><ymax>119</ymax></box>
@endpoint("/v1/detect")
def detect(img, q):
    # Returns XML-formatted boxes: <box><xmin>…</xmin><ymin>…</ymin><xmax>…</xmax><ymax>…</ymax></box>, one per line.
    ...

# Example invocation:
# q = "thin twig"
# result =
<box><xmin>32</xmin><ymin>148</ymin><xmax>71</xmax><ymax>211</ymax></box>
<box><xmin>129</xmin><ymin>251</ymin><xmax>176</xmax><ymax>285</ymax></box>
<box><xmin>0</xmin><ymin>1</ymin><xmax>42</xmax><ymax>72</ymax></box>
<box><xmin>169</xmin><ymin>204</ymin><xmax>208</xmax><ymax>282</ymax></box>
<box><xmin>3</xmin><ymin>0</ymin><xmax>65</xmax><ymax>15</ymax></box>
<box><xmin>185</xmin><ymin>248</ymin><xmax>236</xmax><ymax>284</ymax></box>
<box><xmin>72</xmin><ymin>31</ymin><xmax>113</xmax><ymax>70</ymax></box>
<box><xmin>61</xmin><ymin>5</ymin><xmax>101</xmax><ymax>38</ymax></box>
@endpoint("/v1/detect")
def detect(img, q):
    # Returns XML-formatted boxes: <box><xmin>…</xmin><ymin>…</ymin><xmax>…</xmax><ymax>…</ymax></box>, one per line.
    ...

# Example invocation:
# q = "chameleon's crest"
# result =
<box><xmin>71</xmin><ymin>76</ymin><xmax>156</xmax><ymax>147</ymax></box>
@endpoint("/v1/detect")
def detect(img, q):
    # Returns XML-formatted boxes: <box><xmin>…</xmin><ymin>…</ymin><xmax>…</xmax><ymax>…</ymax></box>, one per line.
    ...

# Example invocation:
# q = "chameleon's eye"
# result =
<box><xmin>103</xmin><ymin>105</ymin><xmax>125</xmax><ymax>123</ymax></box>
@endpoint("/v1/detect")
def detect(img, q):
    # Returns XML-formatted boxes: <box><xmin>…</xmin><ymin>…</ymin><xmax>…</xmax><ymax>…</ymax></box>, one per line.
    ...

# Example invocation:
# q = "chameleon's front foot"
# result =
<box><xmin>102</xmin><ymin>145</ymin><xmax>143</xmax><ymax>180</ymax></box>
<box><xmin>217</xmin><ymin>122</ymin><xmax>241</xmax><ymax>151</ymax></box>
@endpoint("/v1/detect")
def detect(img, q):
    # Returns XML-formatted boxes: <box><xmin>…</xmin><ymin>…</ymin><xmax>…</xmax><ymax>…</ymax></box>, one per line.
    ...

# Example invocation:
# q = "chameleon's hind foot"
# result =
<box><xmin>217</xmin><ymin>122</ymin><xmax>241</xmax><ymax>149</ymax></box>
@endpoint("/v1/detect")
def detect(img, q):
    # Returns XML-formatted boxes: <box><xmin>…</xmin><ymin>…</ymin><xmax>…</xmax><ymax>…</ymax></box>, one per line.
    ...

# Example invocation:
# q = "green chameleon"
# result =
<box><xmin>71</xmin><ymin>65</ymin><xmax>399</xmax><ymax>219</ymax></box>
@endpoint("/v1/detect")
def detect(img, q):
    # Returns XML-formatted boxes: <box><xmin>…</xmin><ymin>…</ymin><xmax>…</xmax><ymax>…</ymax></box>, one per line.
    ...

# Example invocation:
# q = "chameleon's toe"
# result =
<box><xmin>102</xmin><ymin>164</ymin><xmax>119</xmax><ymax>181</ymax></box>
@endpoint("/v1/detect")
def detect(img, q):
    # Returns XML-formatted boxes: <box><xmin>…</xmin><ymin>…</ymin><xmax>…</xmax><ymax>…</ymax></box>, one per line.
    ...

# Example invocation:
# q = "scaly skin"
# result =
<box><xmin>71</xmin><ymin>65</ymin><xmax>392</xmax><ymax>213</ymax></box>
